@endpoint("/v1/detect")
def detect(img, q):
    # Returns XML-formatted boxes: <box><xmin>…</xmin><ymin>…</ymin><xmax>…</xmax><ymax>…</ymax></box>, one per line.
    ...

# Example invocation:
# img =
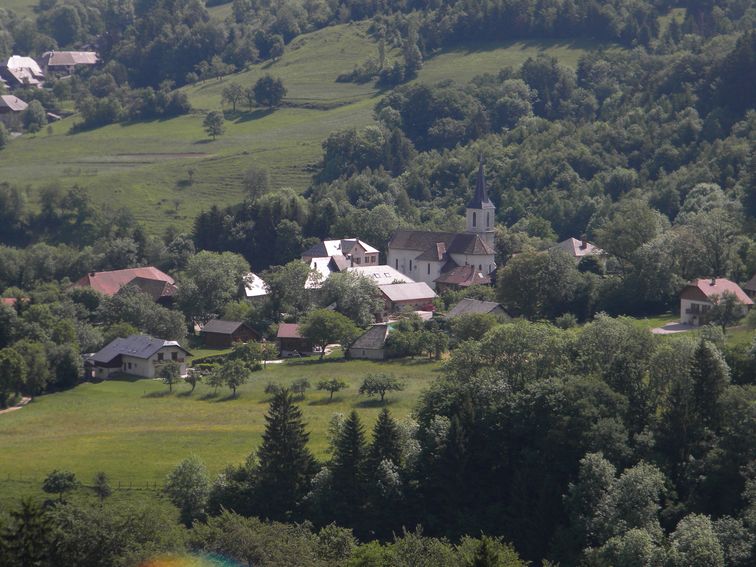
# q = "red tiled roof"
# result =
<box><xmin>74</xmin><ymin>267</ymin><xmax>174</xmax><ymax>296</ymax></box>
<box><xmin>434</xmin><ymin>264</ymin><xmax>492</xmax><ymax>287</ymax></box>
<box><xmin>685</xmin><ymin>278</ymin><xmax>753</xmax><ymax>305</ymax></box>
<box><xmin>1</xmin><ymin>298</ymin><xmax>17</xmax><ymax>306</ymax></box>
<box><xmin>277</xmin><ymin>323</ymin><xmax>303</xmax><ymax>339</ymax></box>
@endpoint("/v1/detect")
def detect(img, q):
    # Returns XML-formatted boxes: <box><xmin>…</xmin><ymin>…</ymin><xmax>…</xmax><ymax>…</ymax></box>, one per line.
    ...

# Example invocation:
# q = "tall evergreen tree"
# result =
<box><xmin>690</xmin><ymin>339</ymin><xmax>730</xmax><ymax>429</ymax></box>
<box><xmin>254</xmin><ymin>389</ymin><xmax>316</xmax><ymax>521</ymax></box>
<box><xmin>1</xmin><ymin>499</ymin><xmax>52</xmax><ymax>567</ymax></box>
<box><xmin>368</xmin><ymin>408</ymin><xmax>402</xmax><ymax>470</ymax></box>
<box><xmin>330</xmin><ymin>410</ymin><xmax>368</xmax><ymax>526</ymax></box>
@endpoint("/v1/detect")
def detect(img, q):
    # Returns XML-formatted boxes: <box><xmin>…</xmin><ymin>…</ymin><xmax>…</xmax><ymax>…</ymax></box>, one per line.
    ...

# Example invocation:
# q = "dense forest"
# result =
<box><xmin>1</xmin><ymin>0</ymin><xmax>756</xmax><ymax>565</ymax></box>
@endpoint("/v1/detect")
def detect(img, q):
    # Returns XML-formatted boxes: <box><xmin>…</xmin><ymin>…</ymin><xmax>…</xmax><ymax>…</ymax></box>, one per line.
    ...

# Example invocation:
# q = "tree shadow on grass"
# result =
<box><xmin>106</xmin><ymin>374</ymin><xmax>144</xmax><ymax>383</ymax></box>
<box><xmin>234</xmin><ymin>108</ymin><xmax>275</xmax><ymax>124</ymax></box>
<box><xmin>177</xmin><ymin>390</ymin><xmax>194</xmax><ymax>398</ymax></box>
<box><xmin>143</xmin><ymin>390</ymin><xmax>172</xmax><ymax>399</ymax></box>
<box><xmin>308</xmin><ymin>397</ymin><xmax>342</xmax><ymax>406</ymax></box>
<box><xmin>354</xmin><ymin>399</ymin><xmax>393</xmax><ymax>408</ymax></box>
<box><xmin>214</xmin><ymin>393</ymin><xmax>240</xmax><ymax>402</ymax></box>
<box><xmin>193</xmin><ymin>139</ymin><xmax>215</xmax><ymax>145</ymax></box>
<box><xmin>200</xmin><ymin>391</ymin><xmax>220</xmax><ymax>401</ymax></box>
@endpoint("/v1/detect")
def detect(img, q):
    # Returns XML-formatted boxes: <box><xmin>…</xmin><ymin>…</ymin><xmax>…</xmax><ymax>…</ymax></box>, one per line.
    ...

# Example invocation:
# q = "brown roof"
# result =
<box><xmin>389</xmin><ymin>230</ymin><xmax>494</xmax><ymax>257</ymax></box>
<box><xmin>42</xmin><ymin>51</ymin><xmax>98</xmax><ymax>67</ymax></box>
<box><xmin>434</xmin><ymin>264</ymin><xmax>492</xmax><ymax>287</ymax></box>
<box><xmin>74</xmin><ymin>267</ymin><xmax>175</xmax><ymax>296</ymax></box>
<box><xmin>683</xmin><ymin>278</ymin><xmax>753</xmax><ymax>305</ymax></box>
<box><xmin>554</xmin><ymin>237</ymin><xmax>603</xmax><ymax>258</ymax></box>
<box><xmin>743</xmin><ymin>274</ymin><xmax>756</xmax><ymax>293</ymax></box>
<box><xmin>201</xmin><ymin>319</ymin><xmax>249</xmax><ymax>335</ymax></box>
<box><xmin>277</xmin><ymin>323</ymin><xmax>303</xmax><ymax>339</ymax></box>
<box><xmin>125</xmin><ymin>276</ymin><xmax>177</xmax><ymax>301</ymax></box>
<box><xmin>446</xmin><ymin>298</ymin><xmax>507</xmax><ymax>318</ymax></box>
<box><xmin>0</xmin><ymin>95</ymin><xmax>28</xmax><ymax>112</ymax></box>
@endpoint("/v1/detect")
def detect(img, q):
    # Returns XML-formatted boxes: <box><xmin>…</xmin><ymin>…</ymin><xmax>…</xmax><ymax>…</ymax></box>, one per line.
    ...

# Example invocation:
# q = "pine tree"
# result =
<box><xmin>473</xmin><ymin>536</ymin><xmax>500</xmax><ymax>567</ymax></box>
<box><xmin>2</xmin><ymin>499</ymin><xmax>51</xmax><ymax>566</ymax></box>
<box><xmin>690</xmin><ymin>339</ymin><xmax>730</xmax><ymax>429</ymax></box>
<box><xmin>254</xmin><ymin>389</ymin><xmax>316</xmax><ymax>521</ymax></box>
<box><xmin>330</xmin><ymin>410</ymin><xmax>368</xmax><ymax>526</ymax></box>
<box><xmin>368</xmin><ymin>408</ymin><xmax>402</xmax><ymax>470</ymax></box>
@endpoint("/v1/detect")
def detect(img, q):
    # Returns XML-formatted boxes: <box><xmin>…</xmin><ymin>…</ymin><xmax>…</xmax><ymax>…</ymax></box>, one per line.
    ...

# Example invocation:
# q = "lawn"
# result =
<box><xmin>0</xmin><ymin>22</ymin><xmax>610</xmax><ymax>235</ymax></box>
<box><xmin>0</xmin><ymin>357</ymin><xmax>441</xmax><ymax>505</ymax></box>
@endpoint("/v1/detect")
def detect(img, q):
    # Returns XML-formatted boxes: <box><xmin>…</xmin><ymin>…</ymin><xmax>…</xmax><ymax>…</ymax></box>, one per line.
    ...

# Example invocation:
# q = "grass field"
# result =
<box><xmin>0</xmin><ymin>357</ymin><xmax>441</xmax><ymax>505</ymax></box>
<box><xmin>0</xmin><ymin>22</ymin><xmax>609</xmax><ymax>234</ymax></box>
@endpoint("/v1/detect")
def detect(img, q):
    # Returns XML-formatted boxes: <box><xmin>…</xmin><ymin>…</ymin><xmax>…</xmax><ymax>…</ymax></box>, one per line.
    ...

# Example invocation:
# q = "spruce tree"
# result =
<box><xmin>330</xmin><ymin>410</ymin><xmax>368</xmax><ymax>526</ymax></box>
<box><xmin>473</xmin><ymin>536</ymin><xmax>500</xmax><ymax>567</ymax></box>
<box><xmin>690</xmin><ymin>339</ymin><xmax>730</xmax><ymax>429</ymax></box>
<box><xmin>368</xmin><ymin>408</ymin><xmax>402</xmax><ymax>470</ymax></box>
<box><xmin>254</xmin><ymin>389</ymin><xmax>316</xmax><ymax>521</ymax></box>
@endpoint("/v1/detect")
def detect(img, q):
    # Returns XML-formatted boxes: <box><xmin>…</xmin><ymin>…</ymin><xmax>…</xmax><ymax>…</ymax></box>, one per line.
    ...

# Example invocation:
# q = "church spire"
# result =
<box><xmin>467</xmin><ymin>155</ymin><xmax>492</xmax><ymax>209</ymax></box>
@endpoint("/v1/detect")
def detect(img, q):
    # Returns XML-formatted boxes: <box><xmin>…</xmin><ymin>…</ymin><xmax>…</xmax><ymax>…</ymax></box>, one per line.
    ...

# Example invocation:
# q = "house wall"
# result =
<box><xmin>348</xmin><ymin>246</ymin><xmax>379</xmax><ymax>266</ymax></box>
<box><xmin>680</xmin><ymin>298</ymin><xmax>712</xmax><ymax>326</ymax></box>
<box><xmin>117</xmin><ymin>346</ymin><xmax>188</xmax><ymax>378</ymax></box>
<box><xmin>449</xmin><ymin>252</ymin><xmax>496</xmax><ymax>276</ymax></box>
<box><xmin>387</xmin><ymin>248</ymin><xmax>443</xmax><ymax>288</ymax></box>
<box><xmin>348</xmin><ymin>347</ymin><xmax>386</xmax><ymax>360</ymax></box>
<box><xmin>202</xmin><ymin>328</ymin><xmax>258</xmax><ymax>349</ymax></box>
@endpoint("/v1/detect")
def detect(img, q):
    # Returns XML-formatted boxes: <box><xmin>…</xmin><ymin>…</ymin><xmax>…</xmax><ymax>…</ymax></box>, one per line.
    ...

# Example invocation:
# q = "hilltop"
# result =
<box><xmin>0</xmin><ymin>21</ymin><xmax>611</xmax><ymax>234</ymax></box>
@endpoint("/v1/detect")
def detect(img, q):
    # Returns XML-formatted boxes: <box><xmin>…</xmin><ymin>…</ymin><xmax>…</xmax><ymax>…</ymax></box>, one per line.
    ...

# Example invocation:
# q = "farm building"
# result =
<box><xmin>41</xmin><ymin>51</ymin><xmax>98</xmax><ymax>73</ymax></box>
<box><xmin>348</xmin><ymin>324</ymin><xmax>390</xmax><ymax>360</ymax></box>
<box><xmin>200</xmin><ymin>319</ymin><xmax>260</xmax><ymax>348</ymax></box>
<box><xmin>378</xmin><ymin>281</ymin><xmax>437</xmax><ymax>320</ymax></box>
<box><xmin>74</xmin><ymin>267</ymin><xmax>176</xmax><ymax>304</ymax></box>
<box><xmin>446</xmin><ymin>298</ymin><xmax>509</xmax><ymax>319</ymax></box>
<box><xmin>743</xmin><ymin>273</ymin><xmax>756</xmax><ymax>299</ymax></box>
<box><xmin>276</xmin><ymin>323</ymin><xmax>314</xmax><ymax>356</ymax></box>
<box><xmin>0</xmin><ymin>94</ymin><xmax>28</xmax><ymax>114</ymax></box>
<box><xmin>0</xmin><ymin>56</ymin><xmax>44</xmax><ymax>88</ymax></box>
<box><xmin>89</xmin><ymin>335</ymin><xmax>191</xmax><ymax>379</ymax></box>
<box><xmin>679</xmin><ymin>278</ymin><xmax>753</xmax><ymax>326</ymax></box>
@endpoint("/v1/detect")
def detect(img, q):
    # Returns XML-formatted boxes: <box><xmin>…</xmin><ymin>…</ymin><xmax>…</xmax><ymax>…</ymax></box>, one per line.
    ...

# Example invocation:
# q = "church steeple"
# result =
<box><xmin>466</xmin><ymin>157</ymin><xmax>496</xmax><ymax>250</ymax></box>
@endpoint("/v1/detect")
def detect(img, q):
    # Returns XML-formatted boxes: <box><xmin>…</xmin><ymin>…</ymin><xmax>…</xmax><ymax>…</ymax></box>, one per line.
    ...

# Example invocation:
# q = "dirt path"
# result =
<box><xmin>0</xmin><ymin>397</ymin><xmax>31</xmax><ymax>415</ymax></box>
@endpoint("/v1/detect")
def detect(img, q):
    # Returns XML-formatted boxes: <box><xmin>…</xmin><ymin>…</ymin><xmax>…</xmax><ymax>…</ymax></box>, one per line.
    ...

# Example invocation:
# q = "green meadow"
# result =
<box><xmin>0</xmin><ymin>21</ymin><xmax>610</xmax><ymax>234</ymax></box>
<box><xmin>0</xmin><ymin>357</ymin><xmax>441</xmax><ymax>505</ymax></box>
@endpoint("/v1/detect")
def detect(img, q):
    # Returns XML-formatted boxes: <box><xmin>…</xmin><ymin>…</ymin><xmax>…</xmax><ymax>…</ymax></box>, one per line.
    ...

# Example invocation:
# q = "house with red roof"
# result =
<box><xmin>276</xmin><ymin>323</ymin><xmax>315</xmax><ymax>357</ymax></box>
<box><xmin>679</xmin><ymin>278</ymin><xmax>753</xmax><ymax>326</ymax></box>
<box><xmin>74</xmin><ymin>267</ymin><xmax>177</xmax><ymax>305</ymax></box>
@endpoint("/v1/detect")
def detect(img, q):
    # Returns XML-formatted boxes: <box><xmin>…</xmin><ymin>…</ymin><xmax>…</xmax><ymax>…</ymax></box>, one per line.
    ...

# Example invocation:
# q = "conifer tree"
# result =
<box><xmin>368</xmin><ymin>408</ymin><xmax>402</xmax><ymax>470</ymax></box>
<box><xmin>690</xmin><ymin>339</ymin><xmax>730</xmax><ymax>429</ymax></box>
<box><xmin>254</xmin><ymin>389</ymin><xmax>316</xmax><ymax>521</ymax></box>
<box><xmin>331</xmin><ymin>410</ymin><xmax>368</xmax><ymax>526</ymax></box>
<box><xmin>473</xmin><ymin>536</ymin><xmax>500</xmax><ymax>567</ymax></box>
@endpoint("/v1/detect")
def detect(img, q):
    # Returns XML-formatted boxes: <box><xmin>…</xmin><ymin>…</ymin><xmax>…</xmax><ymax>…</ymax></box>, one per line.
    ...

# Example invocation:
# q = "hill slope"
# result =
<box><xmin>0</xmin><ymin>22</ymin><xmax>613</xmax><ymax>234</ymax></box>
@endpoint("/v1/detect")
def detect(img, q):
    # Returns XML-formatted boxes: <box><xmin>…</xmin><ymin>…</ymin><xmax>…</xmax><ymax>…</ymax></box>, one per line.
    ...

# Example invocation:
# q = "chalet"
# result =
<box><xmin>242</xmin><ymin>272</ymin><xmax>269</xmax><ymax>300</ymax></box>
<box><xmin>679</xmin><ymin>278</ymin><xmax>753</xmax><ymax>326</ymax></box>
<box><xmin>378</xmin><ymin>282</ymin><xmax>437</xmax><ymax>320</ymax></box>
<box><xmin>743</xmin><ymin>274</ymin><xmax>756</xmax><ymax>299</ymax></box>
<box><xmin>446</xmin><ymin>298</ymin><xmax>509</xmax><ymax>320</ymax></box>
<box><xmin>276</xmin><ymin>323</ymin><xmax>314</xmax><ymax>356</ymax></box>
<box><xmin>74</xmin><ymin>267</ymin><xmax>176</xmax><ymax>304</ymax></box>
<box><xmin>41</xmin><ymin>51</ymin><xmax>98</xmax><ymax>74</ymax></box>
<box><xmin>348</xmin><ymin>323</ymin><xmax>390</xmax><ymax>360</ymax></box>
<box><xmin>554</xmin><ymin>237</ymin><xmax>604</xmax><ymax>262</ymax></box>
<box><xmin>0</xmin><ymin>94</ymin><xmax>28</xmax><ymax>114</ymax></box>
<box><xmin>200</xmin><ymin>320</ymin><xmax>260</xmax><ymax>348</ymax></box>
<box><xmin>89</xmin><ymin>335</ymin><xmax>191</xmax><ymax>379</ymax></box>
<box><xmin>346</xmin><ymin>265</ymin><xmax>413</xmax><ymax>286</ymax></box>
<box><xmin>0</xmin><ymin>56</ymin><xmax>44</xmax><ymax>88</ymax></box>
<box><xmin>387</xmin><ymin>160</ymin><xmax>496</xmax><ymax>290</ymax></box>
<box><xmin>302</xmin><ymin>238</ymin><xmax>379</xmax><ymax>266</ymax></box>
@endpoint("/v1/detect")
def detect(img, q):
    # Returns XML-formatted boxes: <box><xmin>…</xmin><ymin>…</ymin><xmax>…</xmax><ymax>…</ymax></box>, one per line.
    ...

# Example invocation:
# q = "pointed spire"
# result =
<box><xmin>467</xmin><ymin>155</ymin><xmax>492</xmax><ymax>209</ymax></box>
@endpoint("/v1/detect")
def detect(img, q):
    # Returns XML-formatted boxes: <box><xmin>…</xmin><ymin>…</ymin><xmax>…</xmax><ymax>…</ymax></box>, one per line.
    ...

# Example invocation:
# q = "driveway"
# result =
<box><xmin>651</xmin><ymin>322</ymin><xmax>696</xmax><ymax>334</ymax></box>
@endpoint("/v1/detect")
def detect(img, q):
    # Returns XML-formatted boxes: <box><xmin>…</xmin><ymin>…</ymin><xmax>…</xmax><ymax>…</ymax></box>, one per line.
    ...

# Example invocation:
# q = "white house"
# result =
<box><xmin>89</xmin><ymin>335</ymin><xmax>192</xmax><ymax>379</ymax></box>
<box><xmin>346</xmin><ymin>264</ymin><xmax>413</xmax><ymax>286</ymax></box>
<box><xmin>387</xmin><ymin>160</ymin><xmax>496</xmax><ymax>290</ymax></box>
<box><xmin>679</xmin><ymin>278</ymin><xmax>753</xmax><ymax>326</ymax></box>
<box><xmin>302</xmin><ymin>238</ymin><xmax>380</xmax><ymax>266</ymax></box>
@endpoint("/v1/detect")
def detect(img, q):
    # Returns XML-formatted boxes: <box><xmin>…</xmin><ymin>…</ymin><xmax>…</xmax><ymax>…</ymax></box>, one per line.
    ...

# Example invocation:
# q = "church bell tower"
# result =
<box><xmin>466</xmin><ymin>157</ymin><xmax>496</xmax><ymax>249</ymax></box>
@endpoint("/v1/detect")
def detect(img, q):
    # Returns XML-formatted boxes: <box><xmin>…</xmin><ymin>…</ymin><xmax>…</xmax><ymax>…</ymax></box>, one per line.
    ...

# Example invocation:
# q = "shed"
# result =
<box><xmin>200</xmin><ymin>319</ymin><xmax>260</xmax><ymax>348</ymax></box>
<box><xmin>348</xmin><ymin>324</ymin><xmax>390</xmax><ymax>360</ymax></box>
<box><xmin>276</xmin><ymin>323</ymin><xmax>314</xmax><ymax>356</ymax></box>
<box><xmin>446</xmin><ymin>298</ymin><xmax>509</xmax><ymax>320</ymax></box>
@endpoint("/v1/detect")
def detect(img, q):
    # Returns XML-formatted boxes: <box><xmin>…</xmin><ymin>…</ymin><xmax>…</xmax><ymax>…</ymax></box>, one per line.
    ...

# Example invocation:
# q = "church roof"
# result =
<box><xmin>467</xmin><ymin>158</ymin><xmax>494</xmax><ymax>209</ymax></box>
<box><xmin>389</xmin><ymin>231</ymin><xmax>494</xmax><ymax>257</ymax></box>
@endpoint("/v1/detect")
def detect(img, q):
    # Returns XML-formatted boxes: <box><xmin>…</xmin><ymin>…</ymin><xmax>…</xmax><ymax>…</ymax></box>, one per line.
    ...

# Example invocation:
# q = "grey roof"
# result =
<box><xmin>379</xmin><ymin>282</ymin><xmax>437</xmax><ymax>302</ymax></box>
<box><xmin>389</xmin><ymin>230</ymin><xmax>494</xmax><ymax>256</ymax></box>
<box><xmin>349</xmin><ymin>324</ymin><xmax>389</xmax><ymax>351</ymax></box>
<box><xmin>446</xmin><ymin>298</ymin><xmax>507</xmax><ymax>318</ymax></box>
<box><xmin>42</xmin><ymin>51</ymin><xmax>98</xmax><ymax>67</ymax></box>
<box><xmin>92</xmin><ymin>335</ymin><xmax>190</xmax><ymax>364</ymax></box>
<box><xmin>0</xmin><ymin>94</ymin><xmax>28</xmax><ymax>112</ymax></box>
<box><xmin>741</xmin><ymin>273</ymin><xmax>756</xmax><ymax>293</ymax></box>
<box><xmin>201</xmin><ymin>319</ymin><xmax>245</xmax><ymax>335</ymax></box>
<box><xmin>467</xmin><ymin>157</ymin><xmax>494</xmax><ymax>209</ymax></box>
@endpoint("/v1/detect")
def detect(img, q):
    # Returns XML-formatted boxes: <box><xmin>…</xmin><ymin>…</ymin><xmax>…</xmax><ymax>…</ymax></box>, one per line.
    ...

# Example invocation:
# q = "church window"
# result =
<box><xmin>472</xmin><ymin>212</ymin><xmax>477</xmax><ymax>228</ymax></box>
<box><xmin>427</xmin><ymin>264</ymin><xmax>430</xmax><ymax>275</ymax></box>
<box><xmin>409</xmin><ymin>259</ymin><xmax>413</xmax><ymax>271</ymax></box>
<box><xmin>395</xmin><ymin>259</ymin><xmax>398</xmax><ymax>269</ymax></box>
<box><xmin>486</xmin><ymin>212</ymin><xmax>490</xmax><ymax>227</ymax></box>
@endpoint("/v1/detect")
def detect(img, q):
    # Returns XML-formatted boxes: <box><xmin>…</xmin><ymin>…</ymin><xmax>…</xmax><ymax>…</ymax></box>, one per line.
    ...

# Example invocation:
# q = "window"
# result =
<box><xmin>409</xmin><ymin>260</ymin><xmax>413</xmax><ymax>271</ymax></box>
<box><xmin>427</xmin><ymin>263</ymin><xmax>430</xmax><ymax>275</ymax></box>
<box><xmin>479</xmin><ymin>265</ymin><xmax>482</xmax><ymax>270</ymax></box>
<box><xmin>486</xmin><ymin>212</ymin><xmax>490</xmax><ymax>227</ymax></box>
<box><xmin>472</xmin><ymin>212</ymin><xmax>477</xmax><ymax>227</ymax></box>
<box><xmin>157</xmin><ymin>353</ymin><xmax>164</xmax><ymax>362</ymax></box>
<box><xmin>354</xmin><ymin>257</ymin><xmax>361</xmax><ymax>264</ymax></box>
<box><xmin>171</xmin><ymin>352</ymin><xmax>178</xmax><ymax>361</ymax></box>
<box><xmin>127</xmin><ymin>362</ymin><xmax>132</xmax><ymax>370</ymax></box>
<box><xmin>395</xmin><ymin>259</ymin><xmax>399</xmax><ymax>269</ymax></box>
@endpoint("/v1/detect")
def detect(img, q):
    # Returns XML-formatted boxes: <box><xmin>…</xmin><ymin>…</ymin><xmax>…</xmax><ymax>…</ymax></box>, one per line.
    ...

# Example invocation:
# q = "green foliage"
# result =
<box><xmin>92</xmin><ymin>471</ymin><xmax>112</xmax><ymax>503</ymax></box>
<box><xmin>253</xmin><ymin>75</ymin><xmax>287</xmax><ymax>108</ymax></box>
<box><xmin>319</xmin><ymin>271</ymin><xmax>384</xmax><ymax>327</ymax></box>
<box><xmin>317</xmin><ymin>378</ymin><xmax>348</xmax><ymax>401</ymax></box>
<box><xmin>218</xmin><ymin>359</ymin><xmax>251</xmax><ymax>397</ymax></box>
<box><xmin>359</xmin><ymin>373</ymin><xmax>404</xmax><ymax>403</ymax></box>
<box><xmin>165</xmin><ymin>455</ymin><xmax>210</xmax><ymax>526</ymax></box>
<box><xmin>300</xmin><ymin>309</ymin><xmax>360</xmax><ymax>360</ymax></box>
<box><xmin>42</xmin><ymin>469</ymin><xmax>79</xmax><ymax>502</ymax></box>
<box><xmin>23</xmin><ymin>101</ymin><xmax>46</xmax><ymax>134</ymax></box>
<box><xmin>158</xmin><ymin>361</ymin><xmax>182</xmax><ymax>392</ymax></box>
<box><xmin>203</xmin><ymin>111</ymin><xmax>225</xmax><ymax>140</ymax></box>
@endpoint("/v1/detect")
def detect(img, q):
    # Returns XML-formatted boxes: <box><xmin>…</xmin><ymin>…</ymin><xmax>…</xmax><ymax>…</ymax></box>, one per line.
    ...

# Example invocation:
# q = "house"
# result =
<box><xmin>74</xmin><ymin>267</ymin><xmax>176</xmax><ymax>304</ymax></box>
<box><xmin>348</xmin><ymin>323</ymin><xmax>390</xmax><ymax>360</ymax></box>
<box><xmin>200</xmin><ymin>319</ymin><xmax>261</xmax><ymax>348</ymax></box>
<box><xmin>743</xmin><ymin>274</ymin><xmax>756</xmax><ymax>299</ymax></box>
<box><xmin>346</xmin><ymin>265</ymin><xmax>414</xmax><ymax>286</ymax></box>
<box><xmin>1</xmin><ymin>298</ymin><xmax>18</xmax><ymax>307</ymax></box>
<box><xmin>446</xmin><ymin>298</ymin><xmax>509</xmax><ymax>320</ymax></box>
<box><xmin>305</xmin><ymin>256</ymin><xmax>348</xmax><ymax>289</ymax></box>
<box><xmin>302</xmin><ymin>238</ymin><xmax>380</xmax><ymax>266</ymax></box>
<box><xmin>387</xmin><ymin>160</ymin><xmax>496</xmax><ymax>290</ymax></box>
<box><xmin>434</xmin><ymin>264</ymin><xmax>492</xmax><ymax>293</ymax></box>
<box><xmin>0</xmin><ymin>56</ymin><xmax>44</xmax><ymax>88</ymax></box>
<box><xmin>242</xmin><ymin>272</ymin><xmax>270</xmax><ymax>300</ymax></box>
<box><xmin>679</xmin><ymin>278</ymin><xmax>753</xmax><ymax>326</ymax></box>
<box><xmin>378</xmin><ymin>282</ymin><xmax>437</xmax><ymax>320</ymax></box>
<box><xmin>89</xmin><ymin>335</ymin><xmax>191</xmax><ymax>379</ymax></box>
<box><xmin>554</xmin><ymin>237</ymin><xmax>604</xmax><ymax>262</ymax></box>
<box><xmin>0</xmin><ymin>94</ymin><xmax>28</xmax><ymax>114</ymax></box>
<box><xmin>276</xmin><ymin>323</ymin><xmax>314</xmax><ymax>356</ymax></box>
<box><xmin>41</xmin><ymin>51</ymin><xmax>98</xmax><ymax>74</ymax></box>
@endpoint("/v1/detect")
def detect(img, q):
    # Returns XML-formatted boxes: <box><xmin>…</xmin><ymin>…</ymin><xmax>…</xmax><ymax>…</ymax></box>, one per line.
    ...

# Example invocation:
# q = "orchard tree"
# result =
<box><xmin>317</xmin><ymin>378</ymin><xmax>348</xmax><ymax>401</ymax></box>
<box><xmin>300</xmin><ymin>309</ymin><xmax>360</xmax><ymax>360</ymax></box>
<box><xmin>219</xmin><ymin>359</ymin><xmax>250</xmax><ymax>397</ymax></box>
<box><xmin>242</xmin><ymin>164</ymin><xmax>270</xmax><ymax>200</ymax></box>
<box><xmin>42</xmin><ymin>469</ymin><xmax>79</xmax><ymax>502</ymax></box>
<box><xmin>253</xmin><ymin>75</ymin><xmax>287</xmax><ymax>108</ymax></box>
<box><xmin>359</xmin><ymin>373</ymin><xmax>404</xmax><ymax>403</ymax></box>
<box><xmin>165</xmin><ymin>455</ymin><xmax>210</xmax><ymax>526</ymax></box>
<box><xmin>158</xmin><ymin>361</ymin><xmax>182</xmax><ymax>392</ymax></box>
<box><xmin>706</xmin><ymin>291</ymin><xmax>746</xmax><ymax>332</ymax></box>
<box><xmin>291</xmin><ymin>378</ymin><xmax>310</xmax><ymax>399</ymax></box>
<box><xmin>203</xmin><ymin>111</ymin><xmax>225</xmax><ymax>140</ymax></box>
<box><xmin>92</xmin><ymin>472</ymin><xmax>112</xmax><ymax>503</ymax></box>
<box><xmin>222</xmin><ymin>83</ymin><xmax>244</xmax><ymax>112</ymax></box>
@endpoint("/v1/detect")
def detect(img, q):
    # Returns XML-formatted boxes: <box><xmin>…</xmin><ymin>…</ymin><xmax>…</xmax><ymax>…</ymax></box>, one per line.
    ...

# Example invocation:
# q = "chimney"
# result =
<box><xmin>710</xmin><ymin>277</ymin><xmax>716</xmax><ymax>286</ymax></box>
<box><xmin>580</xmin><ymin>240</ymin><xmax>588</xmax><ymax>250</ymax></box>
<box><xmin>89</xmin><ymin>272</ymin><xmax>96</xmax><ymax>277</ymax></box>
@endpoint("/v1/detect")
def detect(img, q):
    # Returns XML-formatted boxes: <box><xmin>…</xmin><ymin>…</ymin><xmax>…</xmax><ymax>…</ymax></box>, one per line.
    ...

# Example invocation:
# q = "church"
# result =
<box><xmin>387</xmin><ymin>160</ymin><xmax>496</xmax><ymax>290</ymax></box>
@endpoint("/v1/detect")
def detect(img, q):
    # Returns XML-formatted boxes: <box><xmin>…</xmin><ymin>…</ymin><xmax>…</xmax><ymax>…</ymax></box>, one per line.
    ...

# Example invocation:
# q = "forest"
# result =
<box><xmin>1</xmin><ymin>0</ymin><xmax>755</xmax><ymax>565</ymax></box>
